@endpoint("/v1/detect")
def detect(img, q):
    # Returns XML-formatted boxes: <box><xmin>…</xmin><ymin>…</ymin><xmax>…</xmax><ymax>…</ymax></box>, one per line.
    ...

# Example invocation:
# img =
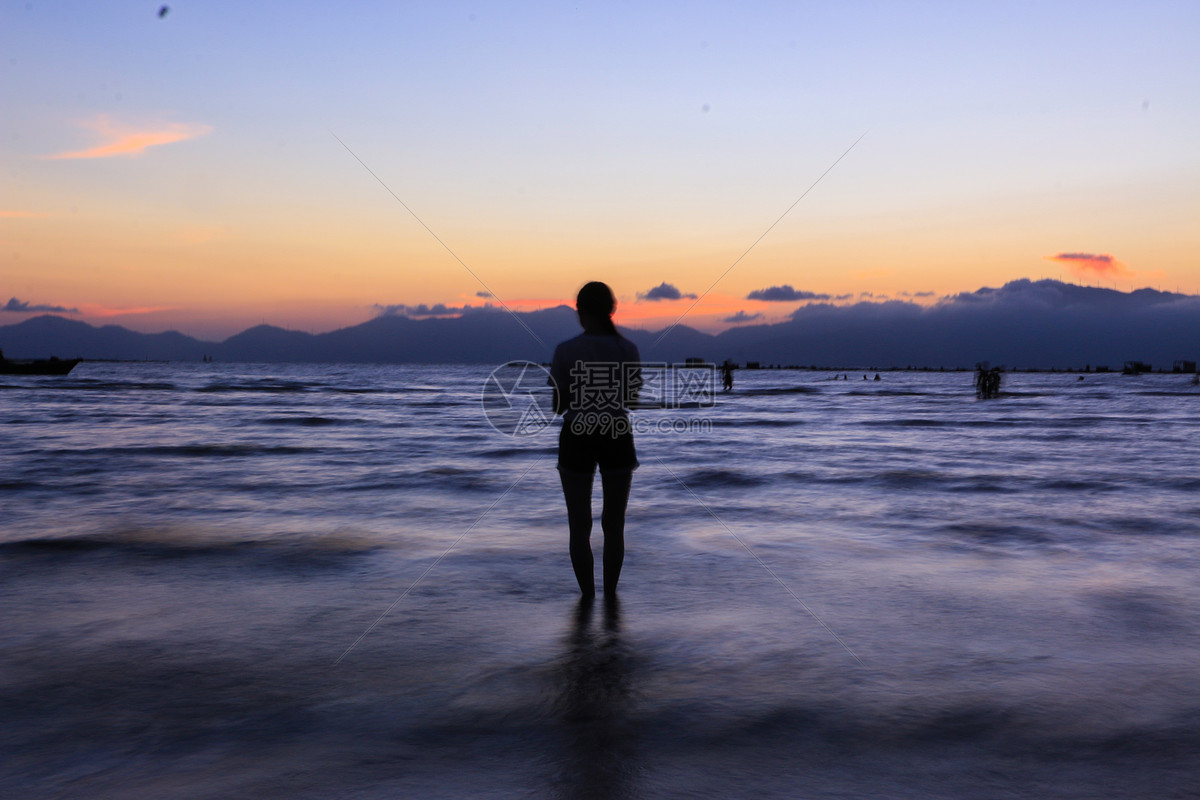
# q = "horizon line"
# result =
<box><xmin>1</xmin><ymin>277</ymin><xmax>1197</xmax><ymax>341</ymax></box>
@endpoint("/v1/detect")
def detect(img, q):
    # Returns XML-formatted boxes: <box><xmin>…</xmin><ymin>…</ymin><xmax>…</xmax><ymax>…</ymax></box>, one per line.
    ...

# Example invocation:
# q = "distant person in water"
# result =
<box><xmin>975</xmin><ymin>365</ymin><xmax>1002</xmax><ymax>398</ymax></box>
<box><xmin>549</xmin><ymin>282</ymin><xmax>641</xmax><ymax>599</ymax></box>
<box><xmin>722</xmin><ymin>360</ymin><xmax>734</xmax><ymax>391</ymax></box>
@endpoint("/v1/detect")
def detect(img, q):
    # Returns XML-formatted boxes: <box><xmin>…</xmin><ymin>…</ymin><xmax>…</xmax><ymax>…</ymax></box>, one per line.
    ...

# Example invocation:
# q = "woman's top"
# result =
<box><xmin>549</xmin><ymin>333</ymin><xmax>642</xmax><ymax>426</ymax></box>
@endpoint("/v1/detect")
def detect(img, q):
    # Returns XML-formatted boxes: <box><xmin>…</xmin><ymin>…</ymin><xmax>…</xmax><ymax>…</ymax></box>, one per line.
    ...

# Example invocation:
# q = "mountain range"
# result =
<box><xmin>2</xmin><ymin>280</ymin><xmax>1197</xmax><ymax>369</ymax></box>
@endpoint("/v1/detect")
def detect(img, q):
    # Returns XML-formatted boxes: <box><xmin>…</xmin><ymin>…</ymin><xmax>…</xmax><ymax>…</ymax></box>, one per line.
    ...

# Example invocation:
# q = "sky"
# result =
<box><xmin>2</xmin><ymin>1</ymin><xmax>1197</xmax><ymax>339</ymax></box>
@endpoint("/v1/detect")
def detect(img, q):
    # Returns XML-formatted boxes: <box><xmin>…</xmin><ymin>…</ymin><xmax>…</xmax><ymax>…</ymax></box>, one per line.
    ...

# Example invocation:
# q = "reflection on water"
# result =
<box><xmin>554</xmin><ymin>597</ymin><xmax>638</xmax><ymax>800</ymax></box>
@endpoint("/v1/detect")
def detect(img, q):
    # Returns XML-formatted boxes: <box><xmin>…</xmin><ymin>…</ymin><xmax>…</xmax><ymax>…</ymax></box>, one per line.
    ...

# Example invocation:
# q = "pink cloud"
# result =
<box><xmin>1044</xmin><ymin>252</ymin><xmax>1133</xmax><ymax>279</ymax></box>
<box><xmin>43</xmin><ymin>115</ymin><xmax>212</xmax><ymax>160</ymax></box>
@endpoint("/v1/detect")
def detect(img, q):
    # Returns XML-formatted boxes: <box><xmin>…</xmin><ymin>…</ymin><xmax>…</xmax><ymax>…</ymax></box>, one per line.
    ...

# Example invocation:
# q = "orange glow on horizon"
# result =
<box><xmin>76</xmin><ymin>303</ymin><xmax>179</xmax><ymax>318</ymax></box>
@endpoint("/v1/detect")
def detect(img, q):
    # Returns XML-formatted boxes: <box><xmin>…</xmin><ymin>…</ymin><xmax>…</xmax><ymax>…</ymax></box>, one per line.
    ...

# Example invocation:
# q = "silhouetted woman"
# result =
<box><xmin>549</xmin><ymin>282</ymin><xmax>641</xmax><ymax>598</ymax></box>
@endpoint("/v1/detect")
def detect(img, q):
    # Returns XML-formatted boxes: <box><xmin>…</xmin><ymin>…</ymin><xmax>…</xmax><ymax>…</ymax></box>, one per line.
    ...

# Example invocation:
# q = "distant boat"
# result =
<box><xmin>0</xmin><ymin>349</ymin><xmax>82</xmax><ymax>375</ymax></box>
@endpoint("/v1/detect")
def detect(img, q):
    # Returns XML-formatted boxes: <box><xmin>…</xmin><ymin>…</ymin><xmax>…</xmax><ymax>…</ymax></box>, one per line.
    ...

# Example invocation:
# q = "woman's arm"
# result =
<box><xmin>549</xmin><ymin>346</ymin><xmax>569</xmax><ymax>415</ymax></box>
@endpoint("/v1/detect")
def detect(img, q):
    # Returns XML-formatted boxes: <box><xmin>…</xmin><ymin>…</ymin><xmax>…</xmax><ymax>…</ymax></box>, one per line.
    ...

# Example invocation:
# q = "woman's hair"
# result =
<box><xmin>576</xmin><ymin>281</ymin><xmax>618</xmax><ymax>335</ymax></box>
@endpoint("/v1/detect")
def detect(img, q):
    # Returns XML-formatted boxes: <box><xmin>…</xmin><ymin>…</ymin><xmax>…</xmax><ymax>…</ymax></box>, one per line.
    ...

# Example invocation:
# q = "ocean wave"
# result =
<box><xmin>0</xmin><ymin>529</ymin><xmax>378</xmax><ymax>564</ymax></box>
<box><xmin>679</xmin><ymin>469</ymin><xmax>767</xmax><ymax>488</ymax></box>
<box><xmin>668</xmin><ymin>701</ymin><xmax>1028</xmax><ymax>749</ymax></box>
<box><xmin>958</xmin><ymin>418</ymin><xmax>1022</xmax><ymax>427</ymax></box>
<box><xmin>1089</xmin><ymin>588</ymin><xmax>1183</xmax><ymax>633</ymax></box>
<box><xmin>336</xmin><ymin>474</ymin><xmax>494</xmax><ymax>492</ymax></box>
<box><xmin>845</xmin><ymin>389</ymin><xmax>930</xmax><ymax>396</ymax></box>
<box><xmin>1040</xmin><ymin>478</ymin><xmax>1116</xmax><ymax>492</ymax></box>
<box><xmin>876</xmin><ymin>469</ymin><xmax>945</xmax><ymax>488</ymax></box>
<box><xmin>0</xmin><ymin>472</ymin><xmax>45</xmax><ymax>487</ymax></box>
<box><xmin>478</xmin><ymin>447</ymin><xmax>558</xmax><ymax>459</ymax></box>
<box><xmin>946</xmin><ymin>477</ymin><xmax>1021</xmax><ymax>493</ymax></box>
<box><xmin>738</xmin><ymin>386</ymin><xmax>822</xmax><ymax>396</ymax></box>
<box><xmin>21</xmin><ymin>379</ymin><xmax>181</xmax><ymax>392</ymax></box>
<box><xmin>419</xmin><ymin>466</ymin><xmax>495</xmax><ymax>490</ymax></box>
<box><xmin>1107</xmin><ymin>516</ymin><xmax>1193</xmax><ymax>536</ymax></box>
<box><xmin>407</xmin><ymin>399</ymin><xmax>465</xmax><ymax>408</ymax></box>
<box><xmin>860</xmin><ymin>418</ymin><xmax>947</xmax><ymax>427</ymax></box>
<box><xmin>938</xmin><ymin>521</ymin><xmax>1050</xmax><ymax>546</ymax></box>
<box><xmin>630</xmin><ymin>400</ymin><xmax>713</xmax><ymax>410</ymax></box>
<box><xmin>258</xmin><ymin>415</ymin><xmax>360</xmax><ymax>427</ymax></box>
<box><xmin>44</xmin><ymin>444</ymin><xmax>320</xmax><ymax>458</ymax></box>
<box><xmin>197</xmin><ymin>381</ymin><xmax>311</xmax><ymax>393</ymax></box>
<box><xmin>1137</xmin><ymin>389</ymin><xmax>1200</xmax><ymax>397</ymax></box>
<box><xmin>711</xmin><ymin>418</ymin><xmax>805</xmax><ymax>428</ymax></box>
<box><xmin>778</xmin><ymin>469</ymin><xmax>1020</xmax><ymax>492</ymax></box>
<box><xmin>412</xmin><ymin>687</ymin><xmax>1200</xmax><ymax>760</ymax></box>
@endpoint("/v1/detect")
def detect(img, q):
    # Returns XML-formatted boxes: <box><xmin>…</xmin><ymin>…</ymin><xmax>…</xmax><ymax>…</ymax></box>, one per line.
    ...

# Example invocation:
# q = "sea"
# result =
<box><xmin>2</xmin><ymin>362</ymin><xmax>1198</xmax><ymax>799</ymax></box>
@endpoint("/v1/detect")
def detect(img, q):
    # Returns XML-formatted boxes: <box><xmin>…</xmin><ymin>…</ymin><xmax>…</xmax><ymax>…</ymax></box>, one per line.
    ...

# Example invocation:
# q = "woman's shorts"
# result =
<box><xmin>558</xmin><ymin>422</ymin><xmax>638</xmax><ymax>476</ymax></box>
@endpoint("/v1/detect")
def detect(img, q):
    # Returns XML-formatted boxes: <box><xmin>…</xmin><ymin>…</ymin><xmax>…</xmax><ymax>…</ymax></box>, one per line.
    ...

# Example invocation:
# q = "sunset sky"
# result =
<box><xmin>3</xmin><ymin>1</ymin><xmax>1197</xmax><ymax>339</ymax></box>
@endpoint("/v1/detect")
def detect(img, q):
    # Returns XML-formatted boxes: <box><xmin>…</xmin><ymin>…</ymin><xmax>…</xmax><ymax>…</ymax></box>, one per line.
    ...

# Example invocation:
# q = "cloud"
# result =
<box><xmin>638</xmin><ymin>282</ymin><xmax>697</xmax><ymax>301</ymax></box>
<box><xmin>475</xmin><ymin>291</ymin><xmax>493</xmax><ymax>299</ymax></box>
<box><xmin>723</xmin><ymin>310</ymin><xmax>764</xmax><ymax>323</ymax></box>
<box><xmin>746</xmin><ymin>285</ymin><xmax>830</xmax><ymax>302</ymax></box>
<box><xmin>374</xmin><ymin>302</ymin><xmax>493</xmax><ymax>318</ymax></box>
<box><xmin>1045</xmin><ymin>252</ymin><xmax>1133</xmax><ymax>279</ymax></box>
<box><xmin>43</xmin><ymin>114</ymin><xmax>212</xmax><ymax>160</ymax></box>
<box><xmin>3</xmin><ymin>297</ymin><xmax>78</xmax><ymax>313</ymax></box>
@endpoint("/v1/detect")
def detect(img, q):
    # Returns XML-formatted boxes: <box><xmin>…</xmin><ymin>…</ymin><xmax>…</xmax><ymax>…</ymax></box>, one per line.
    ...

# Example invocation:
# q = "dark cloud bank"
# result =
<box><xmin>2</xmin><ymin>280</ymin><xmax>1197</xmax><ymax>368</ymax></box>
<box><xmin>723</xmin><ymin>311</ymin><xmax>764</xmax><ymax>324</ymax></box>
<box><xmin>373</xmin><ymin>302</ymin><xmax>489</xmax><ymax>318</ymax></box>
<box><xmin>3</xmin><ymin>297</ymin><xmax>78</xmax><ymax>314</ymax></box>
<box><xmin>746</xmin><ymin>285</ymin><xmax>830</xmax><ymax>302</ymax></box>
<box><xmin>638</xmin><ymin>282</ymin><xmax>697</xmax><ymax>301</ymax></box>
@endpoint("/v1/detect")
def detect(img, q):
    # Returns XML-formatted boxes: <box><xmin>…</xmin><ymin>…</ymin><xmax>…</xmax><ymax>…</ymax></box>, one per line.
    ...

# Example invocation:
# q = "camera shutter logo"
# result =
<box><xmin>481</xmin><ymin>361</ymin><xmax>556</xmax><ymax>437</ymax></box>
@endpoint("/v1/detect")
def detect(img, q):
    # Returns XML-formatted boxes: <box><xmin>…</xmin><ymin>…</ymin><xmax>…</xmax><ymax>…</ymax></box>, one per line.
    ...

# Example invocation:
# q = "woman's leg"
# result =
<box><xmin>559</xmin><ymin>468</ymin><xmax>596</xmax><ymax>596</ymax></box>
<box><xmin>599</xmin><ymin>469</ymin><xmax>632</xmax><ymax>595</ymax></box>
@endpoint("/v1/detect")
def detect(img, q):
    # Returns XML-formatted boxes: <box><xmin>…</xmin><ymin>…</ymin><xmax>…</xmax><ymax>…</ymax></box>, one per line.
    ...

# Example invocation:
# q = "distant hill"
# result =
<box><xmin>2</xmin><ymin>280</ymin><xmax>1197</xmax><ymax>369</ymax></box>
<box><xmin>0</xmin><ymin>315</ymin><xmax>210</xmax><ymax>361</ymax></box>
<box><xmin>711</xmin><ymin>280</ymin><xmax>1200</xmax><ymax>370</ymax></box>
